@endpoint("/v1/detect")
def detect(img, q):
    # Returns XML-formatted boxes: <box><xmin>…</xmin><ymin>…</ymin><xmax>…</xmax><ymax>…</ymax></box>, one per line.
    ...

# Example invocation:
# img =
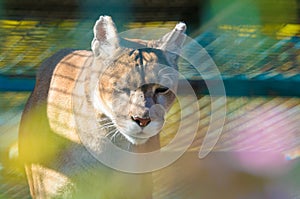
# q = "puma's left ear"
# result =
<box><xmin>91</xmin><ymin>16</ymin><xmax>120</xmax><ymax>58</ymax></box>
<box><xmin>157</xmin><ymin>22</ymin><xmax>186</xmax><ymax>63</ymax></box>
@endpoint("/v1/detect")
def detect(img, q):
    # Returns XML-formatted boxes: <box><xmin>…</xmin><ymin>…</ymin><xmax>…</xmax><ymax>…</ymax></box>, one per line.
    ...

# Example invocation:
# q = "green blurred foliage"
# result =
<box><xmin>202</xmin><ymin>0</ymin><xmax>298</xmax><ymax>26</ymax></box>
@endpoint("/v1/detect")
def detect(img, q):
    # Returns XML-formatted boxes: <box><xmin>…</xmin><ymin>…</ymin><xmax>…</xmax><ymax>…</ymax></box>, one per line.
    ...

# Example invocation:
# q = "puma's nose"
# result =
<box><xmin>131</xmin><ymin>116</ymin><xmax>151</xmax><ymax>127</ymax></box>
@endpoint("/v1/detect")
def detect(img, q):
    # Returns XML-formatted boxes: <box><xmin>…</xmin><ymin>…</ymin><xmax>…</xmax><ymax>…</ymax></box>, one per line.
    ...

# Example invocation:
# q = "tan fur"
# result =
<box><xmin>48</xmin><ymin>50</ymin><xmax>93</xmax><ymax>144</ymax></box>
<box><xmin>19</xmin><ymin>16</ymin><xmax>186</xmax><ymax>198</ymax></box>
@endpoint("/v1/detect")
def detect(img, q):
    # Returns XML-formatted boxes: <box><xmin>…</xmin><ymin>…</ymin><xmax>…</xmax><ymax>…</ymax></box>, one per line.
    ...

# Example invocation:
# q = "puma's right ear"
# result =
<box><xmin>158</xmin><ymin>22</ymin><xmax>186</xmax><ymax>52</ymax></box>
<box><xmin>157</xmin><ymin>22</ymin><xmax>186</xmax><ymax>66</ymax></box>
<box><xmin>91</xmin><ymin>16</ymin><xmax>120</xmax><ymax>58</ymax></box>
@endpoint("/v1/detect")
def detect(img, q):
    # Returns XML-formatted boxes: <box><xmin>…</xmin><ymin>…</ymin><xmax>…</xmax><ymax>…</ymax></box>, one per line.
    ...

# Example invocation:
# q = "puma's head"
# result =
<box><xmin>91</xmin><ymin>16</ymin><xmax>186</xmax><ymax>145</ymax></box>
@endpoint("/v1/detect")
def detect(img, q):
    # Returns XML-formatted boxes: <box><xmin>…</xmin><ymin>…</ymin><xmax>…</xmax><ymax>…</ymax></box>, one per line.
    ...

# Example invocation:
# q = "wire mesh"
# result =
<box><xmin>0</xmin><ymin>0</ymin><xmax>299</xmax><ymax>198</ymax></box>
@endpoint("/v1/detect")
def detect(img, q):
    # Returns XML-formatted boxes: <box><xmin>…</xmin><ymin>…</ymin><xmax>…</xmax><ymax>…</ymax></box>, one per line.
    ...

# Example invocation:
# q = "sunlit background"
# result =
<box><xmin>0</xmin><ymin>0</ymin><xmax>299</xmax><ymax>198</ymax></box>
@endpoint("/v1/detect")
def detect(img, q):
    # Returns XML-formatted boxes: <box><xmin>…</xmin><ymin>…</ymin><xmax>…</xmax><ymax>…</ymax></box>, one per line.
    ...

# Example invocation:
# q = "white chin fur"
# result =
<box><xmin>118</xmin><ymin>121</ymin><xmax>163</xmax><ymax>145</ymax></box>
<box><xmin>123</xmin><ymin>134</ymin><xmax>149</xmax><ymax>145</ymax></box>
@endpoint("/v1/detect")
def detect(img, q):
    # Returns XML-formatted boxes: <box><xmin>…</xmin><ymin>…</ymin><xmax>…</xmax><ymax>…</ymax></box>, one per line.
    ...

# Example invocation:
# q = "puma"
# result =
<box><xmin>19</xmin><ymin>16</ymin><xmax>186</xmax><ymax>198</ymax></box>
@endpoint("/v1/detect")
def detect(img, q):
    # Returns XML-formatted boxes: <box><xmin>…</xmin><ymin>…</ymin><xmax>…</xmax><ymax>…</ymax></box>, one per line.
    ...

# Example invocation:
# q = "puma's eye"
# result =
<box><xmin>122</xmin><ymin>88</ymin><xmax>131</xmax><ymax>94</ymax></box>
<box><xmin>155</xmin><ymin>86</ymin><xmax>169</xmax><ymax>94</ymax></box>
<box><xmin>116</xmin><ymin>88</ymin><xmax>130</xmax><ymax>94</ymax></box>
